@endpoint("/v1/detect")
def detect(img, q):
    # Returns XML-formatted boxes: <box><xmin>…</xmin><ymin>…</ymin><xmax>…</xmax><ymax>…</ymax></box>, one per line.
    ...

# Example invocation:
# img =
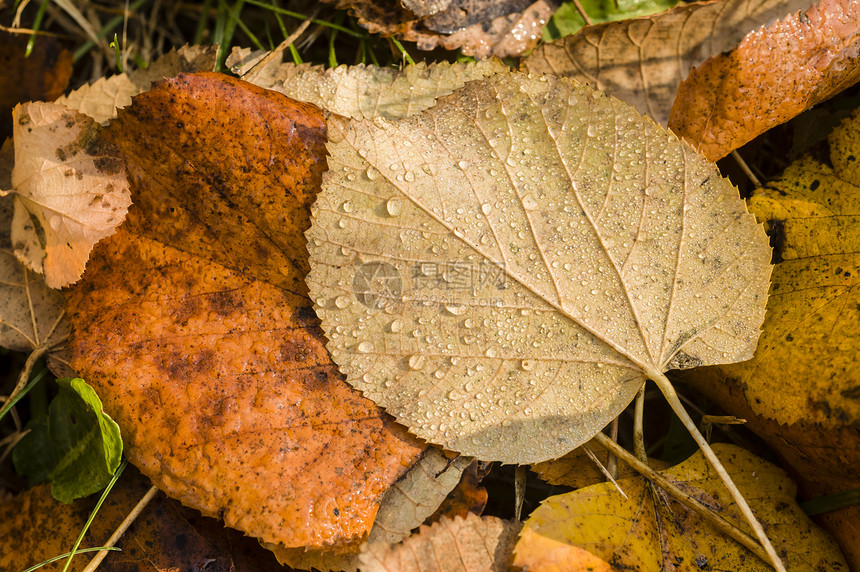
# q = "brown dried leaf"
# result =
<box><xmin>0</xmin><ymin>30</ymin><xmax>72</xmax><ymax>140</ymax></box>
<box><xmin>668</xmin><ymin>0</ymin><xmax>860</xmax><ymax>160</ymax></box>
<box><xmin>307</xmin><ymin>72</ymin><xmax>771</xmax><ymax>464</ymax></box>
<box><xmin>522</xmin><ymin>0</ymin><xmax>813</xmax><ymax>125</ymax></box>
<box><xmin>56</xmin><ymin>45</ymin><xmax>217</xmax><ymax>123</ymax></box>
<box><xmin>360</xmin><ymin>513</ymin><xmax>521</xmax><ymax>572</ymax></box>
<box><xmin>2</xmin><ymin>102</ymin><xmax>131</xmax><ymax>288</ymax></box>
<box><xmin>66</xmin><ymin>72</ymin><xmax>425</xmax><ymax>549</ymax></box>
<box><xmin>324</xmin><ymin>0</ymin><xmax>553</xmax><ymax>57</ymax></box>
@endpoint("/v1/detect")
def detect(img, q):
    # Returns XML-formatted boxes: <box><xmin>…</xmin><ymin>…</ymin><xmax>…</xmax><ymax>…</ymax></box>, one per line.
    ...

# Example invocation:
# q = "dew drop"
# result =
<box><xmin>445</xmin><ymin>304</ymin><xmax>468</xmax><ymax>316</ymax></box>
<box><xmin>522</xmin><ymin>194</ymin><xmax>538</xmax><ymax>211</ymax></box>
<box><xmin>457</xmin><ymin>160</ymin><xmax>469</xmax><ymax>170</ymax></box>
<box><xmin>357</xmin><ymin>341</ymin><xmax>373</xmax><ymax>353</ymax></box>
<box><xmin>334</xmin><ymin>295</ymin><xmax>351</xmax><ymax>309</ymax></box>
<box><xmin>390</xmin><ymin>319</ymin><xmax>403</xmax><ymax>333</ymax></box>
<box><xmin>408</xmin><ymin>355</ymin><xmax>426</xmax><ymax>370</ymax></box>
<box><xmin>520</xmin><ymin>359</ymin><xmax>535</xmax><ymax>371</ymax></box>
<box><xmin>365</xmin><ymin>167</ymin><xmax>379</xmax><ymax>180</ymax></box>
<box><xmin>481</xmin><ymin>203</ymin><xmax>493</xmax><ymax>215</ymax></box>
<box><xmin>385</xmin><ymin>197</ymin><xmax>403</xmax><ymax>217</ymax></box>
<box><xmin>485</xmin><ymin>347</ymin><xmax>499</xmax><ymax>358</ymax></box>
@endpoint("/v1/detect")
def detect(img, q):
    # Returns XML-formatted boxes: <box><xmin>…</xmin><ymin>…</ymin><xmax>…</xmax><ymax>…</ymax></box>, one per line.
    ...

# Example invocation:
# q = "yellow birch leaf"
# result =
<box><xmin>1</xmin><ymin>102</ymin><xmax>131</xmax><ymax>288</ymax></box>
<box><xmin>515</xmin><ymin>444</ymin><xmax>848</xmax><ymax>571</ymax></box>
<box><xmin>306</xmin><ymin>72</ymin><xmax>771</xmax><ymax>464</ymax></box>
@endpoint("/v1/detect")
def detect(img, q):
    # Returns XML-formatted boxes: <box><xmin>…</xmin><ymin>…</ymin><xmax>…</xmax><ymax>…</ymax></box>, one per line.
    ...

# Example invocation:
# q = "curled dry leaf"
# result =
<box><xmin>360</xmin><ymin>513</ymin><xmax>521</xmax><ymax>572</ymax></box>
<box><xmin>56</xmin><ymin>45</ymin><xmax>218</xmax><ymax>124</ymax></box>
<box><xmin>669</xmin><ymin>0</ymin><xmax>860</xmax><ymax>160</ymax></box>
<box><xmin>1</xmin><ymin>102</ymin><xmax>131</xmax><ymax>289</ymax></box>
<box><xmin>515</xmin><ymin>444</ymin><xmax>848</xmax><ymax>570</ymax></box>
<box><xmin>686</xmin><ymin>106</ymin><xmax>860</xmax><ymax>567</ymax></box>
<box><xmin>231</xmin><ymin>53</ymin><xmax>508</xmax><ymax>120</ymax></box>
<box><xmin>66</xmin><ymin>73</ymin><xmax>425</xmax><ymax>549</ymax></box>
<box><xmin>307</xmin><ymin>72</ymin><xmax>771</xmax><ymax>464</ymax></box>
<box><xmin>324</xmin><ymin>0</ymin><xmax>554</xmax><ymax>57</ymax></box>
<box><xmin>522</xmin><ymin>0</ymin><xmax>813</xmax><ymax>125</ymax></box>
<box><xmin>0</xmin><ymin>144</ymin><xmax>68</xmax><ymax>353</ymax></box>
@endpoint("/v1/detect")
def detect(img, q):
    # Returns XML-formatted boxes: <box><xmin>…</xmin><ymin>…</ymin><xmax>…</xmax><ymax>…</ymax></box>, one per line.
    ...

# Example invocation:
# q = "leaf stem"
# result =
<box><xmin>593</xmin><ymin>432</ymin><xmax>769</xmax><ymax>564</ymax></box>
<box><xmin>647</xmin><ymin>370</ymin><xmax>786</xmax><ymax>572</ymax></box>
<box><xmin>633</xmin><ymin>385</ymin><xmax>647</xmax><ymax>462</ymax></box>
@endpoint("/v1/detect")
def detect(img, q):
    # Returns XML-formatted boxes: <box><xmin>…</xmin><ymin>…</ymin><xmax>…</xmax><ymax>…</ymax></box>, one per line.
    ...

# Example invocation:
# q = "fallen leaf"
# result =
<box><xmin>325</xmin><ymin>0</ymin><xmax>555</xmax><ymax>57</ymax></box>
<box><xmin>66</xmin><ymin>72</ymin><xmax>425</xmax><ymax>549</ymax></box>
<box><xmin>360</xmin><ymin>513</ymin><xmax>521</xmax><ymax>571</ymax></box>
<box><xmin>0</xmin><ymin>468</ymin><xmax>283</xmax><ymax>572</ymax></box>
<box><xmin>427</xmin><ymin>459</ymin><xmax>488</xmax><ymax>523</ymax></box>
<box><xmin>669</xmin><ymin>0</ymin><xmax>860</xmax><ymax>160</ymax></box>
<box><xmin>230</xmin><ymin>53</ymin><xmax>508</xmax><ymax>120</ymax></box>
<box><xmin>685</xmin><ymin>105</ymin><xmax>860</xmax><ymax>568</ymax></box>
<box><xmin>514</xmin><ymin>444</ymin><xmax>848</xmax><ymax>571</ymax></box>
<box><xmin>13</xmin><ymin>377</ymin><xmax>122</xmax><ymax>503</ymax></box>
<box><xmin>513</xmin><ymin>527</ymin><xmax>612</xmax><ymax>572</ymax></box>
<box><xmin>522</xmin><ymin>0</ymin><xmax>813</xmax><ymax>125</ymax></box>
<box><xmin>56</xmin><ymin>45</ymin><xmax>217</xmax><ymax>123</ymax></box>
<box><xmin>306</xmin><ymin>71</ymin><xmax>772</xmax><ymax>464</ymax></box>
<box><xmin>0</xmin><ymin>186</ymin><xmax>68</xmax><ymax>353</ymax></box>
<box><xmin>1</xmin><ymin>102</ymin><xmax>131</xmax><ymax>288</ymax></box>
<box><xmin>0</xmin><ymin>30</ymin><xmax>72</xmax><ymax>140</ymax></box>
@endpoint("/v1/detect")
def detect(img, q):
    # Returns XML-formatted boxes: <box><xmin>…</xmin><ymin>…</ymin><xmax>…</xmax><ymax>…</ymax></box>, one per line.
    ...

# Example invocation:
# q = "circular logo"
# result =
<box><xmin>353</xmin><ymin>261</ymin><xmax>402</xmax><ymax>309</ymax></box>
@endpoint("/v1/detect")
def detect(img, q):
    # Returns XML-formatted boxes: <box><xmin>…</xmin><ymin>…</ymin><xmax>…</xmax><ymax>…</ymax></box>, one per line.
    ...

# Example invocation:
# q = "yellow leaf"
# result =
<box><xmin>515</xmin><ymin>444</ymin><xmax>848</xmax><ymax>571</ymax></box>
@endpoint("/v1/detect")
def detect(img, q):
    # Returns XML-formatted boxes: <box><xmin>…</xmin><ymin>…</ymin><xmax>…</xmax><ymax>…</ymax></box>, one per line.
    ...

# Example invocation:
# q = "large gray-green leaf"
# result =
<box><xmin>306</xmin><ymin>72</ymin><xmax>771</xmax><ymax>464</ymax></box>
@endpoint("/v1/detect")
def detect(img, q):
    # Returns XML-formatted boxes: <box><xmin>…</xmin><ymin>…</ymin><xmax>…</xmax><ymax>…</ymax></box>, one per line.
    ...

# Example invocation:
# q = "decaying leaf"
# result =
<box><xmin>229</xmin><ymin>51</ymin><xmax>508</xmax><ymax>120</ymax></box>
<box><xmin>669</xmin><ymin>0</ymin><xmax>860</xmax><ymax>160</ymax></box>
<box><xmin>514</xmin><ymin>444</ymin><xmax>848</xmax><ymax>571</ymax></box>
<box><xmin>66</xmin><ymin>73</ymin><xmax>425</xmax><ymax>549</ymax></box>
<box><xmin>306</xmin><ymin>72</ymin><xmax>771</xmax><ymax>464</ymax></box>
<box><xmin>685</xmin><ymin>107</ymin><xmax>860</xmax><ymax>567</ymax></box>
<box><xmin>360</xmin><ymin>513</ymin><xmax>521</xmax><ymax>571</ymax></box>
<box><xmin>523</xmin><ymin>0</ymin><xmax>813</xmax><ymax>124</ymax></box>
<box><xmin>0</xmin><ymin>184</ymin><xmax>68</xmax><ymax>353</ymax></box>
<box><xmin>325</xmin><ymin>0</ymin><xmax>554</xmax><ymax>57</ymax></box>
<box><xmin>0</xmin><ymin>102</ymin><xmax>131</xmax><ymax>289</ymax></box>
<box><xmin>0</xmin><ymin>30</ymin><xmax>72</xmax><ymax>141</ymax></box>
<box><xmin>55</xmin><ymin>45</ymin><xmax>217</xmax><ymax>123</ymax></box>
<box><xmin>0</xmin><ymin>469</ymin><xmax>282</xmax><ymax>572</ymax></box>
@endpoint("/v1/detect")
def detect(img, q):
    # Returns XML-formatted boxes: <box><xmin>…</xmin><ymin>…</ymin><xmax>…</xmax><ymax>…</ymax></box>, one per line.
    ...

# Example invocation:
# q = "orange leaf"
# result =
<box><xmin>513</xmin><ymin>527</ymin><xmax>612</xmax><ymax>572</ymax></box>
<box><xmin>669</xmin><ymin>0</ymin><xmax>860</xmax><ymax>160</ymax></box>
<box><xmin>66</xmin><ymin>72</ymin><xmax>425</xmax><ymax>549</ymax></box>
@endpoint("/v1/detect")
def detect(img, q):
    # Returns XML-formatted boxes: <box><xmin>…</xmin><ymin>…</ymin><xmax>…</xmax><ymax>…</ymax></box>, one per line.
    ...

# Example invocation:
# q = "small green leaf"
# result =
<box><xmin>13</xmin><ymin>378</ymin><xmax>122</xmax><ymax>503</ymax></box>
<box><xmin>543</xmin><ymin>0</ymin><xmax>681</xmax><ymax>41</ymax></box>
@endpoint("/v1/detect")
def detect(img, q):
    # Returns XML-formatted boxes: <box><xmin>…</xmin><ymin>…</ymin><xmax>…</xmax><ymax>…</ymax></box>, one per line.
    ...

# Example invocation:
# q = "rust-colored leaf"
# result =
<box><xmin>668</xmin><ymin>0</ymin><xmax>860</xmax><ymax>160</ymax></box>
<box><xmin>66</xmin><ymin>72</ymin><xmax>425</xmax><ymax>549</ymax></box>
<box><xmin>522</xmin><ymin>0</ymin><xmax>812</xmax><ymax>125</ymax></box>
<box><xmin>0</xmin><ymin>31</ymin><xmax>72</xmax><ymax>140</ymax></box>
